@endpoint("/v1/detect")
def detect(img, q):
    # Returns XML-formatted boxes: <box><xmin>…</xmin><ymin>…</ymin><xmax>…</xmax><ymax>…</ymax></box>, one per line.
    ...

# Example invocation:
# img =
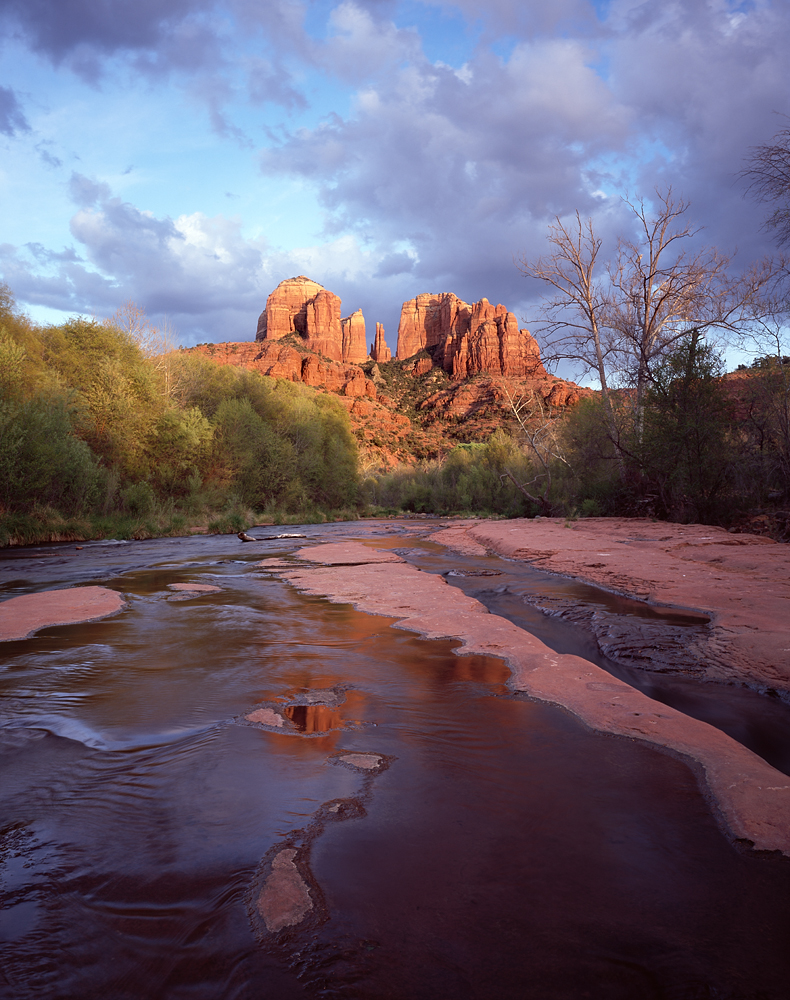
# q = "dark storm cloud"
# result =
<box><xmin>0</xmin><ymin>84</ymin><xmax>30</xmax><ymax>135</ymax></box>
<box><xmin>375</xmin><ymin>251</ymin><xmax>415</xmax><ymax>277</ymax></box>
<box><xmin>260</xmin><ymin>30</ymin><xmax>632</xmax><ymax>313</ymax></box>
<box><xmin>0</xmin><ymin>0</ymin><xmax>213</xmax><ymax>63</ymax></box>
<box><xmin>258</xmin><ymin>0</ymin><xmax>789</xmax><ymax>323</ymax></box>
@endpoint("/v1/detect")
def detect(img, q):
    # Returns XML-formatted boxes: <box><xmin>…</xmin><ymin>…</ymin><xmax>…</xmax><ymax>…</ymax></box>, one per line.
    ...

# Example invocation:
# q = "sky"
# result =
<box><xmin>1</xmin><ymin>0</ymin><xmax>789</xmax><ymax>367</ymax></box>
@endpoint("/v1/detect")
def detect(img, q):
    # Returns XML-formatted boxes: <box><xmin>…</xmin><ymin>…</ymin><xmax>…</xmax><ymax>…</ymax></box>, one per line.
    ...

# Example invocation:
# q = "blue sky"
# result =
<box><xmin>1</xmin><ymin>0</ymin><xmax>788</xmax><ymax>370</ymax></box>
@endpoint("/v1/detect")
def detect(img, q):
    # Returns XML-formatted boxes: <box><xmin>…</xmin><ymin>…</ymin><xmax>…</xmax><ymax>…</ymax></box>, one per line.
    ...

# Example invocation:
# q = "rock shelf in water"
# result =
<box><xmin>279</xmin><ymin>537</ymin><xmax>790</xmax><ymax>856</ymax></box>
<box><xmin>0</xmin><ymin>585</ymin><xmax>125</xmax><ymax>641</ymax></box>
<box><xmin>431</xmin><ymin>517</ymin><xmax>790</xmax><ymax>693</ymax></box>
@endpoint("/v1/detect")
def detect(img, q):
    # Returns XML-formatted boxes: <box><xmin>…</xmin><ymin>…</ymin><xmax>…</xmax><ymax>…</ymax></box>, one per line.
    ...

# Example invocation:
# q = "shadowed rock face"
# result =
<box><xmin>256</xmin><ymin>276</ymin><xmax>369</xmax><ymax>364</ymax></box>
<box><xmin>396</xmin><ymin>291</ymin><xmax>547</xmax><ymax>380</ymax></box>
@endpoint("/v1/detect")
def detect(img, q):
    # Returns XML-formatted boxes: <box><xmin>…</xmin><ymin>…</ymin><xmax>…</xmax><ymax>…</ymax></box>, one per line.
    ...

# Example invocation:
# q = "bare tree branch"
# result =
<box><xmin>741</xmin><ymin>118</ymin><xmax>790</xmax><ymax>248</ymax></box>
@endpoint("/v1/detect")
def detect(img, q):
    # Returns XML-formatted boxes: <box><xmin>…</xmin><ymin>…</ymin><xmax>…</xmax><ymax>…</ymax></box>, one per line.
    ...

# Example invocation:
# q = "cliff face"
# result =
<box><xmin>220</xmin><ymin>276</ymin><xmax>587</xmax><ymax>466</ymax></box>
<box><xmin>370</xmin><ymin>323</ymin><xmax>391</xmax><ymax>363</ymax></box>
<box><xmin>340</xmin><ymin>309</ymin><xmax>368</xmax><ymax>365</ymax></box>
<box><xmin>256</xmin><ymin>276</ymin><xmax>368</xmax><ymax>364</ymax></box>
<box><xmin>396</xmin><ymin>292</ymin><xmax>546</xmax><ymax>380</ymax></box>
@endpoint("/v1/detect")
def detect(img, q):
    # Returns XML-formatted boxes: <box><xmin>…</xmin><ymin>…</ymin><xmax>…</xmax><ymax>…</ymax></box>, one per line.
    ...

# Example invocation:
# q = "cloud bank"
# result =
<box><xmin>1</xmin><ymin>0</ymin><xmax>788</xmax><ymax>348</ymax></box>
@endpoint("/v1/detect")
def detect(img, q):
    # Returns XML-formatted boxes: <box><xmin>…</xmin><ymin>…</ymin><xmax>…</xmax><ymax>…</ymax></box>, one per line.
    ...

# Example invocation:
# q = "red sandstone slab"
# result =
<box><xmin>0</xmin><ymin>586</ymin><xmax>126</xmax><ymax>642</ymax></box>
<box><xmin>436</xmin><ymin>518</ymin><xmax>790</xmax><ymax>692</ymax></box>
<box><xmin>281</xmin><ymin>541</ymin><xmax>790</xmax><ymax>855</ymax></box>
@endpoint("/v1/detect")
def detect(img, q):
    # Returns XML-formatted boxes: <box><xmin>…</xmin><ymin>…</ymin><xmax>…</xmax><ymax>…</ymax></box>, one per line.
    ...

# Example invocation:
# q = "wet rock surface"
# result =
<box><xmin>0</xmin><ymin>585</ymin><xmax>125</xmax><ymax>641</ymax></box>
<box><xmin>438</xmin><ymin>517</ymin><xmax>790</xmax><ymax>694</ymax></box>
<box><xmin>2</xmin><ymin>524</ymin><xmax>790</xmax><ymax>999</ymax></box>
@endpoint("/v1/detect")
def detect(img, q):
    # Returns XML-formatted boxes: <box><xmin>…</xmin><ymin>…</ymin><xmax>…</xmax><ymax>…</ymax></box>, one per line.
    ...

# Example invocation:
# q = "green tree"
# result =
<box><xmin>637</xmin><ymin>331</ymin><xmax>735</xmax><ymax>522</ymax></box>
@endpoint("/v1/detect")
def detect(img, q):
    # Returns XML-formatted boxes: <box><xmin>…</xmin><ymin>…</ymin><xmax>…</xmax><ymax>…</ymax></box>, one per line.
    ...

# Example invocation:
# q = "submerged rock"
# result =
<box><xmin>257</xmin><ymin>849</ymin><xmax>313</xmax><ymax>933</ymax></box>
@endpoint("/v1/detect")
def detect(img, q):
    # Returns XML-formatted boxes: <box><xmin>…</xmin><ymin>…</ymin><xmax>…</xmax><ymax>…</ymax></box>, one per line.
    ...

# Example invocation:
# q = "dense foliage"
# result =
<box><xmin>0</xmin><ymin>287</ymin><xmax>359</xmax><ymax>544</ymax></box>
<box><xmin>370</xmin><ymin>334</ymin><xmax>790</xmax><ymax>538</ymax></box>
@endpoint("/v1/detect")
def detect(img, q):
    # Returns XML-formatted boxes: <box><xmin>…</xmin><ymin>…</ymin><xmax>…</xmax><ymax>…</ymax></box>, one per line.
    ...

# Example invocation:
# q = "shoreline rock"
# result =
<box><xmin>0</xmin><ymin>585</ymin><xmax>126</xmax><ymax>641</ymax></box>
<box><xmin>432</xmin><ymin>517</ymin><xmax>790</xmax><ymax>695</ymax></box>
<box><xmin>275</xmin><ymin>538</ymin><xmax>790</xmax><ymax>856</ymax></box>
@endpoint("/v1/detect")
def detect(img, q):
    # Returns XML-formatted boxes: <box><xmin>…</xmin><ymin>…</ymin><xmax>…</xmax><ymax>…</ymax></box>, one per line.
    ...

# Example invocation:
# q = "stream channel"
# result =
<box><xmin>1</xmin><ymin>520</ymin><xmax>789</xmax><ymax>1000</ymax></box>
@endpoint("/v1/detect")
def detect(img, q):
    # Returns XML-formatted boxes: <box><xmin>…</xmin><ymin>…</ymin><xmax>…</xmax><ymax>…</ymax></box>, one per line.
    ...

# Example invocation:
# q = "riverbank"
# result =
<box><xmin>431</xmin><ymin>517</ymin><xmax>790</xmax><ymax>695</ymax></box>
<box><xmin>272</xmin><ymin>526</ymin><xmax>790</xmax><ymax>855</ymax></box>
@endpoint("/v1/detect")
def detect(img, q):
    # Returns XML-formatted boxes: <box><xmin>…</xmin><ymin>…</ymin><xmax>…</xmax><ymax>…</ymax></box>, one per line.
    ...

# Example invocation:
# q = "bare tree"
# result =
<box><xmin>105</xmin><ymin>301</ymin><xmax>180</xmax><ymax>397</ymax></box>
<box><xmin>741</xmin><ymin>119</ymin><xmax>790</xmax><ymax>247</ymax></box>
<box><xmin>519</xmin><ymin>189</ymin><xmax>777</xmax><ymax>444</ymax></box>
<box><xmin>605</xmin><ymin>190</ymin><xmax>775</xmax><ymax>436</ymax></box>
<box><xmin>515</xmin><ymin>212</ymin><xmax>621</xmax><ymax>450</ymax></box>
<box><xmin>498</xmin><ymin>381</ymin><xmax>573</xmax><ymax>515</ymax></box>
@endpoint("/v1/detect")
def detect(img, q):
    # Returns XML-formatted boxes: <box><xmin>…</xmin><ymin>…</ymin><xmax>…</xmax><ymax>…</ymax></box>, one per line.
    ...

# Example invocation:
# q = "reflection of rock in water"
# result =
<box><xmin>282</xmin><ymin>703</ymin><xmax>343</xmax><ymax>733</ymax></box>
<box><xmin>244</xmin><ymin>685</ymin><xmax>355</xmax><ymax>734</ymax></box>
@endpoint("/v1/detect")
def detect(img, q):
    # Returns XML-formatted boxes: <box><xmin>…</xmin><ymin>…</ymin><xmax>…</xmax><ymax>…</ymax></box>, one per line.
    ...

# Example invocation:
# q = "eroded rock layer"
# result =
<box><xmin>191</xmin><ymin>342</ymin><xmax>377</xmax><ymax>399</ymax></box>
<box><xmin>396</xmin><ymin>292</ymin><xmax>546</xmax><ymax>380</ymax></box>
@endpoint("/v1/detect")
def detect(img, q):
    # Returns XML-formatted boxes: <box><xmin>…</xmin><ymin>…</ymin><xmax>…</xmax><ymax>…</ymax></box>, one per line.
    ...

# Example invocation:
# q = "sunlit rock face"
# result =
<box><xmin>190</xmin><ymin>341</ymin><xmax>377</xmax><ymax>399</ymax></box>
<box><xmin>370</xmin><ymin>322</ymin><xmax>391</xmax><ymax>362</ymax></box>
<box><xmin>396</xmin><ymin>292</ymin><xmax>547</xmax><ymax>380</ymax></box>
<box><xmin>256</xmin><ymin>276</ymin><xmax>368</xmax><ymax>364</ymax></box>
<box><xmin>340</xmin><ymin>308</ymin><xmax>368</xmax><ymax>364</ymax></box>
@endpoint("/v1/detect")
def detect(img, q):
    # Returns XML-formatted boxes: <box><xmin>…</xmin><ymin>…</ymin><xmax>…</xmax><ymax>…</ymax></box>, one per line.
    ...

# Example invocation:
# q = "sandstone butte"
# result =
<box><xmin>255</xmin><ymin>276</ymin><xmax>368</xmax><ymax>364</ymax></box>
<box><xmin>396</xmin><ymin>291</ymin><xmax>546</xmax><ymax>379</ymax></box>
<box><xmin>189</xmin><ymin>276</ymin><xmax>588</xmax><ymax>466</ymax></box>
<box><xmin>274</xmin><ymin>527</ymin><xmax>790</xmax><ymax>857</ymax></box>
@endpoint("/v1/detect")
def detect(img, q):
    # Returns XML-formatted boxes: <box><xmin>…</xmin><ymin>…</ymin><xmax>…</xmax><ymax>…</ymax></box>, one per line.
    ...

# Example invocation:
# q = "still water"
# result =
<box><xmin>1</xmin><ymin>524</ymin><xmax>789</xmax><ymax>999</ymax></box>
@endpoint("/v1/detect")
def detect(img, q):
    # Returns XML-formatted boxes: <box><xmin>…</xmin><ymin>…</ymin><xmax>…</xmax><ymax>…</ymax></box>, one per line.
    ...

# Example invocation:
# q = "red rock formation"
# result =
<box><xmin>370</xmin><ymin>323</ymin><xmax>391</xmax><ymax>362</ymax></box>
<box><xmin>340</xmin><ymin>309</ymin><xmax>368</xmax><ymax>364</ymax></box>
<box><xmin>304</xmin><ymin>288</ymin><xmax>343</xmax><ymax>361</ymax></box>
<box><xmin>256</xmin><ymin>276</ymin><xmax>366</xmax><ymax>364</ymax></box>
<box><xmin>396</xmin><ymin>292</ymin><xmax>470</xmax><ymax>360</ymax></box>
<box><xmin>396</xmin><ymin>292</ymin><xmax>546</xmax><ymax>380</ymax></box>
<box><xmin>256</xmin><ymin>275</ymin><xmax>324</xmax><ymax>341</ymax></box>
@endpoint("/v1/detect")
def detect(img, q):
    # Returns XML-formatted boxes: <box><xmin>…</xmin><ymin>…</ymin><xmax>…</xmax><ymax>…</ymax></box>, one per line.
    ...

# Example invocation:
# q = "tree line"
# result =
<box><xmin>0</xmin><ymin>289</ymin><xmax>359</xmax><ymax>544</ymax></box>
<box><xmin>3</xmin><ymin>125</ymin><xmax>790</xmax><ymax>542</ymax></box>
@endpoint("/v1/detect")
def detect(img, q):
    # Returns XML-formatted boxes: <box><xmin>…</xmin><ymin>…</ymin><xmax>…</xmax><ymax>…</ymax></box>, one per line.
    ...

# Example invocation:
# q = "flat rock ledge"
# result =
<box><xmin>431</xmin><ymin>518</ymin><xmax>790</xmax><ymax>693</ymax></box>
<box><xmin>282</xmin><ymin>541</ymin><xmax>790</xmax><ymax>856</ymax></box>
<box><xmin>0</xmin><ymin>585</ymin><xmax>126</xmax><ymax>642</ymax></box>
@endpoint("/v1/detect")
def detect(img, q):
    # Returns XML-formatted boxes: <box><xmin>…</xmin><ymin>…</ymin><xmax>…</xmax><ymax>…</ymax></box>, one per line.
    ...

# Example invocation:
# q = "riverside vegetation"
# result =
<box><xmin>0</xmin><ymin>286</ymin><xmax>359</xmax><ymax>546</ymax></box>
<box><xmin>2</xmin><ymin>278</ymin><xmax>789</xmax><ymax>546</ymax></box>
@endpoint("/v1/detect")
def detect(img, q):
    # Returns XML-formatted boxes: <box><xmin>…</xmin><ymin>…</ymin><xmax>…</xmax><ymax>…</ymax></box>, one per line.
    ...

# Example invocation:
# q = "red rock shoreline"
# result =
<box><xmin>274</xmin><ymin>530</ymin><xmax>790</xmax><ymax>856</ymax></box>
<box><xmin>432</xmin><ymin>517</ymin><xmax>790</xmax><ymax>694</ymax></box>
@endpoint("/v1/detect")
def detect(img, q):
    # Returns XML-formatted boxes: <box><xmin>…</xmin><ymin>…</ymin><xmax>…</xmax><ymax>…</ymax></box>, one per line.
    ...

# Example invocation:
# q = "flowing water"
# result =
<box><xmin>1</xmin><ymin>523</ymin><xmax>789</xmax><ymax>1000</ymax></box>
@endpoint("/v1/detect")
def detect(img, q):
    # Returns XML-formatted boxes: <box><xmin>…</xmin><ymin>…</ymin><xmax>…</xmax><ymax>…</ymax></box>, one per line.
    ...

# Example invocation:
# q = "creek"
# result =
<box><xmin>1</xmin><ymin>522</ymin><xmax>789</xmax><ymax>1000</ymax></box>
